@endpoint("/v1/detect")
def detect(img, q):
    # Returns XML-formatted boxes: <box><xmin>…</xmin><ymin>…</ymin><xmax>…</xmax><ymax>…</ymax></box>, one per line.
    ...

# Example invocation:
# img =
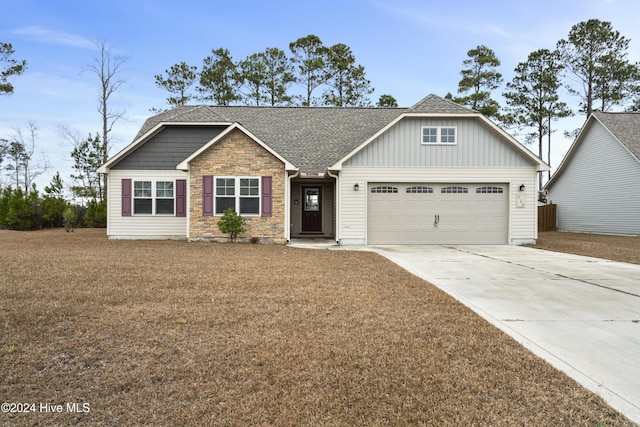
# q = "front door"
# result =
<box><xmin>302</xmin><ymin>187</ymin><xmax>322</xmax><ymax>233</ymax></box>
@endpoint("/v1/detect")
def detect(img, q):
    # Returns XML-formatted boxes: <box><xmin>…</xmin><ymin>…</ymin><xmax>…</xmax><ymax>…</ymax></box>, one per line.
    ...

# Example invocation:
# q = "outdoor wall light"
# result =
<box><xmin>519</xmin><ymin>184</ymin><xmax>525</xmax><ymax>192</ymax></box>
<box><xmin>354</xmin><ymin>183</ymin><xmax>360</xmax><ymax>191</ymax></box>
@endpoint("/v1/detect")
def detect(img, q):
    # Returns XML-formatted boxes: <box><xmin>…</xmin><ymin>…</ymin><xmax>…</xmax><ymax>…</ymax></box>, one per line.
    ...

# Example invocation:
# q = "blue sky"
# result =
<box><xmin>2</xmin><ymin>0</ymin><xmax>640</xmax><ymax>190</ymax></box>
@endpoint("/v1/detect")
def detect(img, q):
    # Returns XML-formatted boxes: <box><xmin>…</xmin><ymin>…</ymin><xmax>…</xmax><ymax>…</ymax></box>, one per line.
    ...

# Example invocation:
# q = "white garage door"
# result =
<box><xmin>367</xmin><ymin>183</ymin><xmax>507</xmax><ymax>244</ymax></box>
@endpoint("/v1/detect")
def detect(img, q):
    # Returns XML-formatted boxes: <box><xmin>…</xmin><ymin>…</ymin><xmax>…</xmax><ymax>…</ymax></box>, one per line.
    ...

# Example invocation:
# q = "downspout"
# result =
<box><xmin>286</xmin><ymin>169</ymin><xmax>300</xmax><ymax>242</ymax></box>
<box><xmin>327</xmin><ymin>169</ymin><xmax>340</xmax><ymax>244</ymax></box>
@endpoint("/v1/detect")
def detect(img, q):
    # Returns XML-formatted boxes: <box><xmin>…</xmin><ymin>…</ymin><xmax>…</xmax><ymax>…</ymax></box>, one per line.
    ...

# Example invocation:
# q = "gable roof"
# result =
<box><xmin>176</xmin><ymin>123</ymin><xmax>296</xmax><ymax>171</ymax></box>
<box><xmin>129</xmin><ymin>105</ymin><xmax>403</xmax><ymax>175</ymax></box>
<box><xmin>102</xmin><ymin>94</ymin><xmax>546</xmax><ymax>175</ymax></box>
<box><xmin>592</xmin><ymin>111</ymin><xmax>640</xmax><ymax>160</ymax></box>
<box><xmin>545</xmin><ymin>112</ymin><xmax>640</xmax><ymax>189</ymax></box>
<box><xmin>406</xmin><ymin>94</ymin><xmax>478</xmax><ymax>115</ymax></box>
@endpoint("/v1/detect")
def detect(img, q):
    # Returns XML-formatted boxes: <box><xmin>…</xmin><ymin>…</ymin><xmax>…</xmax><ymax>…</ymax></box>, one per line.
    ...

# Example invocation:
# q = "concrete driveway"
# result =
<box><xmin>367</xmin><ymin>245</ymin><xmax>640</xmax><ymax>425</ymax></box>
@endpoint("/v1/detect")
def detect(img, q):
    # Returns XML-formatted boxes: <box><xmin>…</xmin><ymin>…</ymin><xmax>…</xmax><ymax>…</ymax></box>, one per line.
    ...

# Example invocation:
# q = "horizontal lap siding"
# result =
<box><xmin>107</xmin><ymin>170</ymin><xmax>189</xmax><ymax>239</ymax></box>
<box><xmin>550</xmin><ymin>122</ymin><xmax>640</xmax><ymax>235</ymax></box>
<box><xmin>339</xmin><ymin>167</ymin><xmax>537</xmax><ymax>244</ymax></box>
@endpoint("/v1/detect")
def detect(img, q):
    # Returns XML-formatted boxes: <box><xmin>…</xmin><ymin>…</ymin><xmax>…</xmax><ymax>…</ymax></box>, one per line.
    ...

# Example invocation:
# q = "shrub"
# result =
<box><xmin>217</xmin><ymin>208</ymin><xmax>245</xmax><ymax>242</ymax></box>
<box><xmin>84</xmin><ymin>199</ymin><xmax>106</xmax><ymax>228</ymax></box>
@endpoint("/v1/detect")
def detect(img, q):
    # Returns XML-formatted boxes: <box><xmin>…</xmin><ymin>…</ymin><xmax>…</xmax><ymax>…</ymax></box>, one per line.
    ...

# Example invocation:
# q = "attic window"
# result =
<box><xmin>421</xmin><ymin>126</ymin><xmax>457</xmax><ymax>145</ymax></box>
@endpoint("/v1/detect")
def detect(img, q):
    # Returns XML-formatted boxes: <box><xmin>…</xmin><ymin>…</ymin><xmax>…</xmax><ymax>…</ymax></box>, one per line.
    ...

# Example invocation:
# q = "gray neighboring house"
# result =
<box><xmin>98</xmin><ymin>94</ymin><xmax>548</xmax><ymax>244</ymax></box>
<box><xmin>544</xmin><ymin>112</ymin><xmax>640</xmax><ymax>235</ymax></box>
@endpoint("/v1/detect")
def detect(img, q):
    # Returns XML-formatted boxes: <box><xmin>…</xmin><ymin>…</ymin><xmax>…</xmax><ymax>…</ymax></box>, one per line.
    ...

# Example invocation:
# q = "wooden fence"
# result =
<box><xmin>538</xmin><ymin>204</ymin><xmax>557</xmax><ymax>232</ymax></box>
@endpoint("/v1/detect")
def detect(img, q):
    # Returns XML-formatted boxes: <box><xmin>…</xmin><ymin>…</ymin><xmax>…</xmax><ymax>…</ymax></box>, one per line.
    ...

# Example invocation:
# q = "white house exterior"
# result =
<box><xmin>544</xmin><ymin>112</ymin><xmax>640</xmax><ymax>235</ymax></box>
<box><xmin>98</xmin><ymin>94</ymin><xmax>548</xmax><ymax>244</ymax></box>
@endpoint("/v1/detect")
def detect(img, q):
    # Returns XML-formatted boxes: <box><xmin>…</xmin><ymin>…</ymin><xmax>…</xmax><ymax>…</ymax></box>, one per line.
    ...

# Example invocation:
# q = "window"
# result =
<box><xmin>406</xmin><ymin>186</ymin><xmax>433</xmax><ymax>194</ymax></box>
<box><xmin>441</xmin><ymin>186</ymin><xmax>468</xmax><ymax>194</ymax></box>
<box><xmin>156</xmin><ymin>181</ymin><xmax>174</xmax><ymax>214</ymax></box>
<box><xmin>421</xmin><ymin>127</ymin><xmax>437</xmax><ymax>144</ymax></box>
<box><xmin>133</xmin><ymin>180</ymin><xmax>175</xmax><ymax>215</ymax></box>
<box><xmin>239</xmin><ymin>178</ymin><xmax>259</xmax><ymax>215</ymax></box>
<box><xmin>215</xmin><ymin>177</ymin><xmax>260</xmax><ymax>215</ymax></box>
<box><xmin>134</xmin><ymin>181</ymin><xmax>152</xmax><ymax>214</ymax></box>
<box><xmin>476</xmin><ymin>186</ymin><xmax>503</xmax><ymax>194</ymax></box>
<box><xmin>440</xmin><ymin>127</ymin><xmax>456</xmax><ymax>143</ymax></box>
<box><xmin>215</xmin><ymin>178</ymin><xmax>235</xmax><ymax>214</ymax></box>
<box><xmin>370</xmin><ymin>186</ymin><xmax>398</xmax><ymax>193</ymax></box>
<box><xmin>421</xmin><ymin>126</ymin><xmax>457</xmax><ymax>144</ymax></box>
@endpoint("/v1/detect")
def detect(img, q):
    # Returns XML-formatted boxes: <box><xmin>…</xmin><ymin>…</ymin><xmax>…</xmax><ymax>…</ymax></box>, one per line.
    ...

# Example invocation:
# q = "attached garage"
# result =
<box><xmin>367</xmin><ymin>183</ymin><xmax>508</xmax><ymax>244</ymax></box>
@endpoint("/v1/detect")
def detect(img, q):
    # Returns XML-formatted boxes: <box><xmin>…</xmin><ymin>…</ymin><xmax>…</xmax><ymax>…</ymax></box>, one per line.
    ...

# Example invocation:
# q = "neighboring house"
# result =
<box><xmin>98</xmin><ymin>94</ymin><xmax>548</xmax><ymax>245</ymax></box>
<box><xmin>544</xmin><ymin>112</ymin><xmax>640</xmax><ymax>235</ymax></box>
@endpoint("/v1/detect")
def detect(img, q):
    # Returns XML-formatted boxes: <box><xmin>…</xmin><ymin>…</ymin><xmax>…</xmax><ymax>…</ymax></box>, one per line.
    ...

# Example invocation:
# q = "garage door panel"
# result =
<box><xmin>367</xmin><ymin>183</ymin><xmax>507</xmax><ymax>244</ymax></box>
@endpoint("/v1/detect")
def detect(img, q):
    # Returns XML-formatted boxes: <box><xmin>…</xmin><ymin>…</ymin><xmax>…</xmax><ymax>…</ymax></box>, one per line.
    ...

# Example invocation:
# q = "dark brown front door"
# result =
<box><xmin>302</xmin><ymin>187</ymin><xmax>322</xmax><ymax>233</ymax></box>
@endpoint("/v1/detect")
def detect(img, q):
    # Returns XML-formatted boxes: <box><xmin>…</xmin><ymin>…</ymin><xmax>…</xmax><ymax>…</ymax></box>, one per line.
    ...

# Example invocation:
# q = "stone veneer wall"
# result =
<box><xmin>188</xmin><ymin>128</ymin><xmax>286</xmax><ymax>243</ymax></box>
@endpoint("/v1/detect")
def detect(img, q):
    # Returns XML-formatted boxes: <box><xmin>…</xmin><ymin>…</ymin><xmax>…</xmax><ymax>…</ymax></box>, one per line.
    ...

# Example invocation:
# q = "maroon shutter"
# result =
<box><xmin>261</xmin><ymin>176</ymin><xmax>272</xmax><ymax>217</ymax></box>
<box><xmin>122</xmin><ymin>179</ymin><xmax>132</xmax><ymax>216</ymax></box>
<box><xmin>175</xmin><ymin>179</ymin><xmax>186</xmax><ymax>217</ymax></box>
<box><xmin>202</xmin><ymin>175</ymin><xmax>213</xmax><ymax>216</ymax></box>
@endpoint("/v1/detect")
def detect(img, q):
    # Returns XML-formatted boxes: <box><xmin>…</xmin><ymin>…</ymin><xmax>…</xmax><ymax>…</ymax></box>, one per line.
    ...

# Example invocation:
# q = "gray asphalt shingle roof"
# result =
<box><xmin>593</xmin><ymin>111</ymin><xmax>640</xmax><ymax>161</ymax></box>
<box><xmin>133</xmin><ymin>94</ymin><xmax>476</xmax><ymax>174</ymax></box>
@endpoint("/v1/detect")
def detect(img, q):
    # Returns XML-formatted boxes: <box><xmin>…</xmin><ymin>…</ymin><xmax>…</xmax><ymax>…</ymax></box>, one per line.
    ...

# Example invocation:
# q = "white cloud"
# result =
<box><xmin>12</xmin><ymin>26</ymin><xmax>95</xmax><ymax>50</ymax></box>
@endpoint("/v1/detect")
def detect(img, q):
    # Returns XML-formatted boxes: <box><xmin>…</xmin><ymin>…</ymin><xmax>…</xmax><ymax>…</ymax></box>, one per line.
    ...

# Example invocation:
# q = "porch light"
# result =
<box><xmin>354</xmin><ymin>183</ymin><xmax>359</xmax><ymax>191</ymax></box>
<box><xmin>519</xmin><ymin>184</ymin><xmax>525</xmax><ymax>192</ymax></box>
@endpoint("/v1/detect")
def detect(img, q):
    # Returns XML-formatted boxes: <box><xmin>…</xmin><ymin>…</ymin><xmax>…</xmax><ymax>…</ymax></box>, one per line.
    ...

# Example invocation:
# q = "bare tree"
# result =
<box><xmin>3</xmin><ymin>121</ymin><xmax>49</xmax><ymax>192</ymax></box>
<box><xmin>87</xmin><ymin>40</ymin><xmax>129</xmax><ymax>166</ymax></box>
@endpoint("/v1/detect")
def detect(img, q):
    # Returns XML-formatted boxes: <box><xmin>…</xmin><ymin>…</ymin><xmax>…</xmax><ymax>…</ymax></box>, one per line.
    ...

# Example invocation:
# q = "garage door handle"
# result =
<box><xmin>434</xmin><ymin>214</ymin><xmax>439</xmax><ymax>226</ymax></box>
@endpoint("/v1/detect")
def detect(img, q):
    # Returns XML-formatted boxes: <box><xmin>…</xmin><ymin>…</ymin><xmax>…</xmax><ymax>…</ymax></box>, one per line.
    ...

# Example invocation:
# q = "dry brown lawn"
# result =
<box><xmin>0</xmin><ymin>229</ymin><xmax>634</xmax><ymax>426</ymax></box>
<box><xmin>533</xmin><ymin>231</ymin><xmax>640</xmax><ymax>265</ymax></box>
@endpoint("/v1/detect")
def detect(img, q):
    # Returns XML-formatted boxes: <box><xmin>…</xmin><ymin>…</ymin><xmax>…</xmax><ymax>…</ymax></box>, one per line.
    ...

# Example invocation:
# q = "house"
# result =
<box><xmin>544</xmin><ymin>112</ymin><xmax>640</xmax><ymax>235</ymax></box>
<box><xmin>97</xmin><ymin>94</ymin><xmax>548</xmax><ymax>245</ymax></box>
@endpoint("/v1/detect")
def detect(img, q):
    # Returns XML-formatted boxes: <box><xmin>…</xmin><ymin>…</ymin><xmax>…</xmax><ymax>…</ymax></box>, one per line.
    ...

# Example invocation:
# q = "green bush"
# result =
<box><xmin>84</xmin><ymin>199</ymin><xmax>106</xmax><ymax>228</ymax></box>
<box><xmin>217</xmin><ymin>208</ymin><xmax>245</xmax><ymax>242</ymax></box>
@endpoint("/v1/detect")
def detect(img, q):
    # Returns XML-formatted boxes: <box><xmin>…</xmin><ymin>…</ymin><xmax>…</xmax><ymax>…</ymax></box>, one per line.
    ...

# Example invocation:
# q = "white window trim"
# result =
<box><xmin>421</xmin><ymin>126</ymin><xmax>457</xmax><ymax>145</ymax></box>
<box><xmin>133</xmin><ymin>180</ymin><xmax>175</xmax><ymax>216</ymax></box>
<box><xmin>214</xmin><ymin>176</ymin><xmax>261</xmax><ymax>216</ymax></box>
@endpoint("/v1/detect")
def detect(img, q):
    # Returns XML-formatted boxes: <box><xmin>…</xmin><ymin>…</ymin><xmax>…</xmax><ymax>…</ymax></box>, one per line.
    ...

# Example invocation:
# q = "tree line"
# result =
<box><xmin>153</xmin><ymin>34</ymin><xmax>383</xmax><ymax>109</ymax></box>
<box><xmin>1</xmin><ymin>19</ymin><xmax>639</xmax><ymax>229</ymax></box>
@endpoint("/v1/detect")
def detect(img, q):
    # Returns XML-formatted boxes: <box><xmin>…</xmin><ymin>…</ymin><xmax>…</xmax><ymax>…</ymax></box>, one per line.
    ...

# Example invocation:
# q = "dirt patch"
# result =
<box><xmin>533</xmin><ymin>231</ymin><xmax>640</xmax><ymax>265</ymax></box>
<box><xmin>0</xmin><ymin>229</ymin><xmax>634</xmax><ymax>426</ymax></box>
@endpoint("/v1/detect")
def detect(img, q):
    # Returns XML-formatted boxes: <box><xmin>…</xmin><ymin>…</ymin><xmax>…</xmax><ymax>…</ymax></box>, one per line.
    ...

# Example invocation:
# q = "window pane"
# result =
<box><xmin>240</xmin><ymin>178</ymin><xmax>259</xmax><ymax>196</ymax></box>
<box><xmin>134</xmin><ymin>181</ymin><xmax>151</xmax><ymax>197</ymax></box>
<box><xmin>156</xmin><ymin>181</ymin><xmax>173</xmax><ymax>198</ymax></box>
<box><xmin>441</xmin><ymin>128</ymin><xmax>456</xmax><ymax>143</ymax></box>
<box><xmin>240</xmin><ymin>197</ymin><xmax>259</xmax><ymax>215</ymax></box>
<box><xmin>215</xmin><ymin>197</ymin><xmax>235</xmax><ymax>214</ymax></box>
<box><xmin>156</xmin><ymin>199</ymin><xmax>174</xmax><ymax>214</ymax></box>
<box><xmin>134</xmin><ymin>198</ymin><xmax>152</xmax><ymax>214</ymax></box>
<box><xmin>216</xmin><ymin>178</ymin><xmax>235</xmax><ymax>196</ymax></box>
<box><xmin>422</xmin><ymin>128</ymin><xmax>437</xmax><ymax>143</ymax></box>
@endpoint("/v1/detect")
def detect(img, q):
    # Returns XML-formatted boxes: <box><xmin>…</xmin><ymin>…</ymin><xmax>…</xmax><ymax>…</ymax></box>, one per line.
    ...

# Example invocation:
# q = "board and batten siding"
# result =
<box><xmin>338</xmin><ymin>167</ymin><xmax>538</xmax><ymax>245</ymax></box>
<box><xmin>549</xmin><ymin>121</ymin><xmax>640</xmax><ymax>235</ymax></box>
<box><xmin>344</xmin><ymin>118</ymin><xmax>532</xmax><ymax>168</ymax></box>
<box><xmin>106</xmin><ymin>169</ymin><xmax>189</xmax><ymax>239</ymax></box>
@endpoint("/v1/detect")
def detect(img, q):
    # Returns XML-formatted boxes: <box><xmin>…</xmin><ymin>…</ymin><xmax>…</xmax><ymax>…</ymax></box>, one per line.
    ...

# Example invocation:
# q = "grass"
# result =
<box><xmin>0</xmin><ymin>229</ymin><xmax>635</xmax><ymax>426</ymax></box>
<box><xmin>533</xmin><ymin>231</ymin><xmax>640</xmax><ymax>265</ymax></box>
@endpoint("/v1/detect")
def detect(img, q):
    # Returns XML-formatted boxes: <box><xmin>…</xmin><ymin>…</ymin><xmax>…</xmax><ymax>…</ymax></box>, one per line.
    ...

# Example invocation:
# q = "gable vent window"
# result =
<box><xmin>476</xmin><ymin>186</ymin><xmax>504</xmax><ymax>194</ymax></box>
<box><xmin>406</xmin><ymin>186</ymin><xmax>433</xmax><ymax>194</ymax></box>
<box><xmin>421</xmin><ymin>126</ymin><xmax>457</xmax><ymax>145</ymax></box>
<box><xmin>371</xmin><ymin>186</ymin><xmax>399</xmax><ymax>194</ymax></box>
<box><xmin>441</xmin><ymin>186</ymin><xmax>468</xmax><ymax>194</ymax></box>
